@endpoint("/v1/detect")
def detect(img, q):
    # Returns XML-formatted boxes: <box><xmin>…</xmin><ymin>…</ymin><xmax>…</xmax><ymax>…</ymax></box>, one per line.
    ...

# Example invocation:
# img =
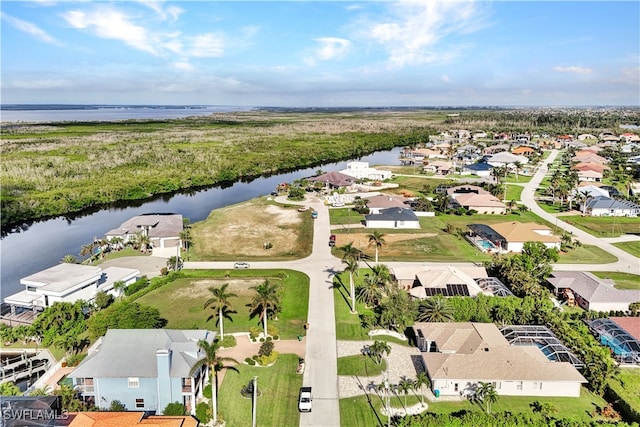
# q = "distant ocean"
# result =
<box><xmin>0</xmin><ymin>104</ymin><xmax>255</xmax><ymax>123</ymax></box>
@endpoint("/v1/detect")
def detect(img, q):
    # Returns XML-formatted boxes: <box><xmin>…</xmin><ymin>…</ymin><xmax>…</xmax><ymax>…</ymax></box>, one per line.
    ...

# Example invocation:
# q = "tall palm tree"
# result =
<box><xmin>342</xmin><ymin>258</ymin><xmax>359</xmax><ymax>314</ymax></box>
<box><xmin>356</xmin><ymin>274</ymin><xmax>382</xmax><ymax>308</ymax></box>
<box><xmin>367</xmin><ymin>230</ymin><xmax>387</xmax><ymax>264</ymax></box>
<box><xmin>397</xmin><ymin>376</ymin><xmax>414</xmax><ymax>408</ymax></box>
<box><xmin>417</xmin><ymin>295</ymin><xmax>454</xmax><ymax>322</ymax></box>
<box><xmin>248</xmin><ymin>280</ymin><xmax>281</xmax><ymax>337</ymax></box>
<box><xmin>414</xmin><ymin>372</ymin><xmax>430</xmax><ymax>405</ymax></box>
<box><xmin>369</xmin><ymin>340</ymin><xmax>391</xmax><ymax>365</ymax></box>
<box><xmin>477</xmin><ymin>381</ymin><xmax>498</xmax><ymax>414</ymax></box>
<box><xmin>189</xmin><ymin>339</ymin><xmax>239</xmax><ymax>426</ymax></box>
<box><xmin>339</xmin><ymin>242</ymin><xmax>363</xmax><ymax>262</ymax></box>
<box><xmin>204</xmin><ymin>284</ymin><xmax>237</xmax><ymax>339</ymax></box>
<box><xmin>79</xmin><ymin>244</ymin><xmax>94</xmax><ymax>262</ymax></box>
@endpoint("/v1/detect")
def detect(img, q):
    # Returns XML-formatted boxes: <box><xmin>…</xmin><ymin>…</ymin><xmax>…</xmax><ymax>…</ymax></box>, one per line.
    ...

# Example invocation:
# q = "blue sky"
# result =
<box><xmin>1</xmin><ymin>1</ymin><xmax>638</xmax><ymax>106</ymax></box>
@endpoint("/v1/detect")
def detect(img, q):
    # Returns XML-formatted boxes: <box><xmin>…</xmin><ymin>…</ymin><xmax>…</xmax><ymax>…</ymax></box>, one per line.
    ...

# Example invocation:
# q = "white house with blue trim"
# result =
<box><xmin>69</xmin><ymin>329</ymin><xmax>215</xmax><ymax>415</ymax></box>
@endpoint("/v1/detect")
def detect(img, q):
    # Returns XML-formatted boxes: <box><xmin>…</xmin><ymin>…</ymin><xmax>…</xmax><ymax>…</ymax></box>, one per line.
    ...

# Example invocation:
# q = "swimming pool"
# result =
<box><xmin>479</xmin><ymin>240</ymin><xmax>494</xmax><ymax>249</ymax></box>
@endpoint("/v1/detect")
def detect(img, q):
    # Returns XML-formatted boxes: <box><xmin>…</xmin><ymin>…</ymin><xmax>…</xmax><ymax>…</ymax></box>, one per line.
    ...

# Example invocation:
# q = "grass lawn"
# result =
<box><xmin>505</xmin><ymin>174</ymin><xmax>533</xmax><ymax>184</ymax></box>
<box><xmin>557</xmin><ymin>245</ymin><xmax>618</xmax><ymax>264</ymax></box>
<box><xmin>337</xmin><ymin>354</ymin><xmax>387</xmax><ymax>376</ymax></box>
<box><xmin>340</xmin><ymin>394</ymin><xmax>423</xmax><ymax>427</ymax></box>
<box><xmin>503</xmin><ymin>183</ymin><xmax>524</xmax><ymax>202</ymax></box>
<box><xmin>426</xmin><ymin>387</ymin><xmax>608</xmax><ymax>423</ymax></box>
<box><xmin>91</xmin><ymin>248</ymin><xmax>147</xmax><ymax>265</ymax></box>
<box><xmin>329</xmin><ymin>208</ymin><xmax>366</xmax><ymax>225</ymax></box>
<box><xmin>560</xmin><ymin>215</ymin><xmax>640</xmax><ymax>237</ymax></box>
<box><xmin>333</xmin><ymin>275</ymin><xmax>374</xmax><ymax>341</ymax></box>
<box><xmin>613</xmin><ymin>241</ymin><xmax>640</xmax><ymax>258</ymax></box>
<box><xmin>386</xmin><ymin>176</ymin><xmax>457</xmax><ymax>196</ymax></box>
<box><xmin>218</xmin><ymin>353</ymin><xmax>302</xmax><ymax>427</ymax></box>
<box><xmin>591</xmin><ymin>272</ymin><xmax>640</xmax><ymax>290</ymax></box>
<box><xmin>137</xmin><ymin>269</ymin><xmax>309</xmax><ymax>339</ymax></box>
<box><xmin>608</xmin><ymin>369</ymin><xmax>640</xmax><ymax>419</ymax></box>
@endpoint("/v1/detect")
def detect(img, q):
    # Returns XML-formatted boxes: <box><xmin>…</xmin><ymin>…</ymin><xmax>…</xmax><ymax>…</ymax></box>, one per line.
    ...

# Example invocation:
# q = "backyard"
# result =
<box><xmin>136</xmin><ymin>269</ymin><xmax>309</xmax><ymax>339</ymax></box>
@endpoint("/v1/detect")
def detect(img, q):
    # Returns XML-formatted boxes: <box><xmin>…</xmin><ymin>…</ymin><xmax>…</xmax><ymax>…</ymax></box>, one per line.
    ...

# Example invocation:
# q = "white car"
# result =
<box><xmin>233</xmin><ymin>262</ymin><xmax>250</xmax><ymax>269</ymax></box>
<box><xmin>298</xmin><ymin>387</ymin><xmax>312</xmax><ymax>412</ymax></box>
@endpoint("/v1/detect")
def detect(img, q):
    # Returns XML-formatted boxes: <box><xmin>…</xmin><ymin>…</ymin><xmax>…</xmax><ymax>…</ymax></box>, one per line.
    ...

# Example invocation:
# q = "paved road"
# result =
<box><xmin>521</xmin><ymin>149</ymin><xmax>640</xmax><ymax>274</ymax></box>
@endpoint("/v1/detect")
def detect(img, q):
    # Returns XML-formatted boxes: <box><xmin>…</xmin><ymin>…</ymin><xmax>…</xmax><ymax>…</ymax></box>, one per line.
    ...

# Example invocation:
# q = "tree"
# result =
<box><xmin>204</xmin><ymin>284</ymin><xmax>237</xmax><ymax>338</ymax></box>
<box><xmin>61</xmin><ymin>254</ymin><xmax>78</xmax><ymax>264</ymax></box>
<box><xmin>94</xmin><ymin>291</ymin><xmax>114</xmax><ymax>310</ymax></box>
<box><xmin>367</xmin><ymin>230</ymin><xmax>387</xmax><ymax>264</ymax></box>
<box><xmin>248</xmin><ymin>280</ymin><xmax>281</xmax><ymax>338</ymax></box>
<box><xmin>369</xmin><ymin>340</ymin><xmax>391</xmax><ymax>365</ymax></box>
<box><xmin>54</xmin><ymin>384</ymin><xmax>84</xmax><ymax>412</ymax></box>
<box><xmin>356</xmin><ymin>274</ymin><xmax>382</xmax><ymax>308</ymax></box>
<box><xmin>342</xmin><ymin>258</ymin><xmax>359</xmax><ymax>314</ymax></box>
<box><xmin>379</xmin><ymin>288</ymin><xmax>417</xmax><ymax>333</ymax></box>
<box><xmin>189</xmin><ymin>339</ymin><xmax>239</xmax><ymax>426</ymax></box>
<box><xmin>530</xmin><ymin>400</ymin><xmax>556</xmax><ymax>420</ymax></box>
<box><xmin>166</xmin><ymin>256</ymin><xmax>183</xmax><ymax>271</ymax></box>
<box><xmin>29</xmin><ymin>385</ymin><xmax>51</xmax><ymax>396</ymax></box>
<box><xmin>414</xmin><ymin>372</ymin><xmax>430</xmax><ymax>405</ymax></box>
<box><xmin>163</xmin><ymin>402</ymin><xmax>186</xmax><ymax>415</ymax></box>
<box><xmin>0</xmin><ymin>381</ymin><xmax>21</xmax><ymax>396</ymax></box>
<box><xmin>109</xmin><ymin>400</ymin><xmax>127</xmax><ymax>411</ymax></box>
<box><xmin>513</xmin><ymin>160</ymin><xmax>523</xmax><ymax>181</ymax></box>
<box><xmin>87</xmin><ymin>301</ymin><xmax>167</xmax><ymax>339</ymax></box>
<box><xmin>417</xmin><ymin>295</ymin><xmax>454</xmax><ymax>322</ymax></box>
<box><xmin>112</xmin><ymin>280</ymin><xmax>127</xmax><ymax>296</ymax></box>
<box><xmin>476</xmin><ymin>381</ymin><xmax>498</xmax><ymax>414</ymax></box>
<box><xmin>397</xmin><ymin>376</ymin><xmax>414</xmax><ymax>408</ymax></box>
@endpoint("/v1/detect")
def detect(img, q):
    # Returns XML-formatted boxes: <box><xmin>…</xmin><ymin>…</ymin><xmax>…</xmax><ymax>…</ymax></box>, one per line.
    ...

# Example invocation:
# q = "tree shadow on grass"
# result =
<box><xmin>332</xmin><ymin>275</ymin><xmax>352</xmax><ymax>309</ymax></box>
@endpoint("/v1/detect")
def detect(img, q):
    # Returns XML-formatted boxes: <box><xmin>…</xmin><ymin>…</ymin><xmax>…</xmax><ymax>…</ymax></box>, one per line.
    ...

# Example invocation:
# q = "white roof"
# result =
<box><xmin>20</xmin><ymin>264</ymin><xmax>103</xmax><ymax>294</ymax></box>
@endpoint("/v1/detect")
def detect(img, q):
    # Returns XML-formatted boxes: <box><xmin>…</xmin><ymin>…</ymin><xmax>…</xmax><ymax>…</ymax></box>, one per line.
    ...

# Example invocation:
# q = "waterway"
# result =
<box><xmin>0</xmin><ymin>148</ymin><xmax>403</xmax><ymax>298</ymax></box>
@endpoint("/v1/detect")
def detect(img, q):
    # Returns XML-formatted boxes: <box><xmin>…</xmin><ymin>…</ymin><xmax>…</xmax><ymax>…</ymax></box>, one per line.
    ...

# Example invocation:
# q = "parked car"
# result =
<box><xmin>328</xmin><ymin>240</ymin><xmax>335</xmax><ymax>247</ymax></box>
<box><xmin>311</xmin><ymin>211</ymin><xmax>318</xmax><ymax>219</ymax></box>
<box><xmin>233</xmin><ymin>262</ymin><xmax>250</xmax><ymax>269</ymax></box>
<box><xmin>332</xmin><ymin>202</ymin><xmax>345</xmax><ymax>207</ymax></box>
<box><xmin>329</xmin><ymin>234</ymin><xmax>336</xmax><ymax>241</ymax></box>
<box><xmin>298</xmin><ymin>387</ymin><xmax>312</xmax><ymax>412</ymax></box>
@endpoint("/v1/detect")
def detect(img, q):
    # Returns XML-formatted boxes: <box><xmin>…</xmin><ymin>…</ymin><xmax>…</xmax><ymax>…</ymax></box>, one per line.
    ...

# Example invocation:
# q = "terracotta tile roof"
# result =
<box><xmin>453</xmin><ymin>193</ymin><xmax>506</xmax><ymax>208</ymax></box>
<box><xmin>67</xmin><ymin>413</ymin><xmax>199</xmax><ymax>427</ymax></box>
<box><xmin>610</xmin><ymin>317</ymin><xmax>640</xmax><ymax>341</ymax></box>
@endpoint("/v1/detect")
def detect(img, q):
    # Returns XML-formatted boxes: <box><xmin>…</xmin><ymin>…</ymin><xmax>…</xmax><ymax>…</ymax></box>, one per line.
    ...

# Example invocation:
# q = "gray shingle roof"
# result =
<box><xmin>586</xmin><ymin>196</ymin><xmax>640</xmax><ymax>211</ymax></box>
<box><xmin>365</xmin><ymin>207</ymin><xmax>418</xmax><ymax>222</ymax></box>
<box><xmin>69</xmin><ymin>329</ymin><xmax>215</xmax><ymax>379</ymax></box>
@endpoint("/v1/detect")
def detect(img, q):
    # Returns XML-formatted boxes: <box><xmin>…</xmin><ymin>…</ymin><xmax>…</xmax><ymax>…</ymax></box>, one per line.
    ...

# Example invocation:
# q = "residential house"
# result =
<box><xmin>106</xmin><ymin>214</ymin><xmax>183</xmax><ymax>258</ymax></box>
<box><xmin>413</xmin><ymin>322</ymin><xmax>586</xmax><ymax>397</ymax></box>
<box><xmin>572</xmin><ymin>152</ymin><xmax>607</xmax><ymax>164</ymax></box>
<box><xmin>512</xmin><ymin>146</ymin><xmax>536</xmax><ymax>156</ymax></box>
<box><xmin>393</xmin><ymin>265</ymin><xmax>488</xmax><ymax>297</ymax></box>
<box><xmin>451</xmin><ymin>192</ymin><xmax>507</xmax><ymax>215</ymax></box>
<box><xmin>66</xmin><ymin>412</ymin><xmax>199</xmax><ymax>427</ymax></box>
<box><xmin>547</xmin><ymin>271</ymin><xmax>640</xmax><ymax>312</ymax></box>
<box><xmin>308</xmin><ymin>171</ymin><xmax>357</xmax><ymax>189</ymax></box>
<box><xmin>69</xmin><ymin>329</ymin><xmax>216</xmax><ymax>415</ymax></box>
<box><xmin>581</xmin><ymin>196</ymin><xmax>640</xmax><ymax>217</ymax></box>
<box><xmin>423</xmin><ymin>160</ymin><xmax>454</xmax><ymax>175</ymax></box>
<box><xmin>390</xmin><ymin>265</ymin><xmax>488</xmax><ymax>290</ymax></box>
<box><xmin>483</xmin><ymin>144</ymin><xmax>510</xmax><ymax>155</ymax></box>
<box><xmin>3</xmin><ymin>264</ymin><xmax>139</xmax><ymax>313</ymax></box>
<box><xmin>572</xmin><ymin>162</ymin><xmax>610</xmax><ymax>174</ymax></box>
<box><xmin>461</xmin><ymin>162</ymin><xmax>493</xmax><ymax>177</ymax></box>
<box><xmin>467</xmin><ymin>222</ymin><xmax>560</xmax><ymax>253</ymax></box>
<box><xmin>577</xmin><ymin>134</ymin><xmax>597</xmax><ymax>141</ymax></box>
<box><xmin>366</xmin><ymin>194</ymin><xmax>411</xmax><ymax>214</ymax></box>
<box><xmin>573</xmin><ymin>185</ymin><xmax>610</xmax><ymax>201</ymax></box>
<box><xmin>340</xmin><ymin>161</ymin><xmax>392</xmax><ymax>181</ymax></box>
<box><xmin>621</xmin><ymin>133</ymin><xmax>640</xmax><ymax>143</ymax></box>
<box><xmin>487</xmin><ymin>152</ymin><xmax>529</xmax><ymax>168</ymax></box>
<box><xmin>364</xmin><ymin>207</ymin><xmax>420</xmax><ymax>229</ymax></box>
<box><xmin>577</xmin><ymin>169</ymin><xmax>603</xmax><ymax>182</ymax></box>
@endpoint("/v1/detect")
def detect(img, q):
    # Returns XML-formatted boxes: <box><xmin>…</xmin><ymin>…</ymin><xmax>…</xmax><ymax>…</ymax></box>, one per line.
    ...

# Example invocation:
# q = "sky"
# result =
<box><xmin>1</xmin><ymin>0</ymin><xmax>639</xmax><ymax>107</ymax></box>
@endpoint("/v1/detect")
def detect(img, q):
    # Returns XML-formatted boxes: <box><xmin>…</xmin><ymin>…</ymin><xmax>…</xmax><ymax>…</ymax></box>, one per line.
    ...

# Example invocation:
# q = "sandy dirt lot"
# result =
<box><xmin>334</xmin><ymin>232</ymin><xmax>437</xmax><ymax>253</ymax></box>
<box><xmin>191</xmin><ymin>199</ymin><xmax>310</xmax><ymax>259</ymax></box>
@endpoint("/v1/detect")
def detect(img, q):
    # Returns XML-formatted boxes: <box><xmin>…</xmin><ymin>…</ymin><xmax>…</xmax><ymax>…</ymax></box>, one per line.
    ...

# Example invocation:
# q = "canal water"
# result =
<box><xmin>0</xmin><ymin>148</ymin><xmax>402</xmax><ymax>297</ymax></box>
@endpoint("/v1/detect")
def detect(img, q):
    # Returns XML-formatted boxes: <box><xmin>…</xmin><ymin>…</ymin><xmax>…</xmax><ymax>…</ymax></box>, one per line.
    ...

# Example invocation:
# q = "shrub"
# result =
<box><xmin>160</xmin><ymin>267</ymin><xmax>168</xmax><ymax>276</ymax></box>
<box><xmin>246</xmin><ymin>358</ymin><xmax>256</xmax><ymax>366</ymax></box>
<box><xmin>220</xmin><ymin>335</ymin><xmax>237</xmax><ymax>348</ymax></box>
<box><xmin>109</xmin><ymin>400</ymin><xmax>126</xmax><ymax>411</ymax></box>
<box><xmin>259</xmin><ymin>337</ymin><xmax>265</xmax><ymax>342</ymax></box>
<box><xmin>256</xmin><ymin>351</ymin><xmax>279</xmax><ymax>366</ymax></box>
<box><xmin>258</xmin><ymin>340</ymin><xmax>275</xmax><ymax>357</ymax></box>
<box><xmin>203</xmin><ymin>384</ymin><xmax>212</xmax><ymax>399</ymax></box>
<box><xmin>66</xmin><ymin>353</ymin><xmax>87</xmax><ymax>367</ymax></box>
<box><xmin>273</xmin><ymin>335</ymin><xmax>279</xmax><ymax>340</ymax></box>
<box><xmin>163</xmin><ymin>402</ymin><xmax>186</xmax><ymax>416</ymax></box>
<box><xmin>266</xmin><ymin>336</ymin><xmax>272</xmax><ymax>342</ymax></box>
<box><xmin>124</xmin><ymin>276</ymin><xmax>149</xmax><ymax>296</ymax></box>
<box><xmin>195</xmin><ymin>402</ymin><xmax>211</xmax><ymax>424</ymax></box>
<box><xmin>249</xmin><ymin>327</ymin><xmax>260</xmax><ymax>341</ymax></box>
<box><xmin>267</xmin><ymin>324</ymin><xmax>279</xmax><ymax>337</ymax></box>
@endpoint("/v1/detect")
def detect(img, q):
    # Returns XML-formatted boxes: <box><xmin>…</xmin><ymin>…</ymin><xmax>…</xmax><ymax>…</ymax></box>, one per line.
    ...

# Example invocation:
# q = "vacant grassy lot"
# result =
<box><xmin>136</xmin><ymin>269</ymin><xmax>309</xmax><ymax>339</ymax></box>
<box><xmin>556</xmin><ymin>245</ymin><xmax>618</xmax><ymax>264</ymax></box>
<box><xmin>218</xmin><ymin>353</ymin><xmax>302</xmax><ymax>427</ymax></box>
<box><xmin>591</xmin><ymin>272</ymin><xmax>640</xmax><ymax>290</ymax></box>
<box><xmin>190</xmin><ymin>198</ymin><xmax>313</xmax><ymax>261</ymax></box>
<box><xmin>561</xmin><ymin>215</ymin><xmax>640</xmax><ymax>237</ymax></box>
<box><xmin>340</xmin><ymin>394</ymin><xmax>423</xmax><ymax>427</ymax></box>
<box><xmin>613</xmin><ymin>241</ymin><xmax>640</xmax><ymax>258</ymax></box>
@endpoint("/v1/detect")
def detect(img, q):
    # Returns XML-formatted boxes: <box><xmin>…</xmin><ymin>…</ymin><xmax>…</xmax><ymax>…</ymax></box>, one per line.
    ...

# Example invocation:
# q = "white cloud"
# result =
<box><xmin>137</xmin><ymin>0</ymin><xmax>183</xmax><ymax>22</ymax></box>
<box><xmin>171</xmin><ymin>61</ymin><xmax>195</xmax><ymax>72</ymax></box>
<box><xmin>554</xmin><ymin>66</ymin><xmax>593</xmax><ymax>75</ymax></box>
<box><xmin>362</xmin><ymin>0</ymin><xmax>490</xmax><ymax>68</ymax></box>
<box><xmin>1</xmin><ymin>12</ymin><xmax>62</xmax><ymax>46</ymax></box>
<box><xmin>62</xmin><ymin>8</ymin><xmax>159</xmax><ymax>55</ymax></box>
<box><xmin>188</xmin><ymin>33</ymin><xmax>224</xmax><ymax>58</ymax></box>
<box><xmin>10</xmin><ymin>78</ymin><xmax>70</xmax><ymax>89</ymax></box>
<box><xmin>615</xmin><ymin>66</ymin><xmax>640</xmax><ymax>85</ymax></box>
<box><xmin>441</xmin><ymin>75</ymin><xmax>451</xmax><ymax>83</ymax></box>
<box><xmin>304</xmin><ymin>37</ymin><xmax>351</xmax><ymax>66</ymax></box>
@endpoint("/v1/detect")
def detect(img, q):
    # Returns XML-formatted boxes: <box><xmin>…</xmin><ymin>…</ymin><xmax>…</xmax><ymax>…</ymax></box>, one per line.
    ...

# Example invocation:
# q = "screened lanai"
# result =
<box><xmin>475</xmin><ymin>277</ymin><xmax>514</xmax><ymax>297</ymax></box>
<box><xmin>500</xmin><ymin>325</ymin><xmax>585</xmax><ymax>369</ymax></box>
<box><xmin>588</xmin><ymin>318</ymin><xmax>640</xmax><ymax>364</ymax></box>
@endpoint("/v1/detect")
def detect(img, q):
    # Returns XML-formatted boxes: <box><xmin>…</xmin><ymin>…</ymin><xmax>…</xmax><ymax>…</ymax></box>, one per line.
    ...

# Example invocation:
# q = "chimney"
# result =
<box><xmin>156</xmin><ymin>349</ymin><xmax>172</xmax><ymax>412</ymax></box>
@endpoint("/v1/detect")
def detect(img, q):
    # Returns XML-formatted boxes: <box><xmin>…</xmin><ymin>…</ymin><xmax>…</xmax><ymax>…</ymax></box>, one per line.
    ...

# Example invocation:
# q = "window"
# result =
<box><xmin>135</xmin><ymin>398</ymin><xmax>144</xmax><ymax>408</ymax></box>
<box><xmin>128</xmin><ymin>377</ymin><xmax>139</xmax><ymax>388</ymax></box>
<box><xmin>517</xmin><ymin>381</ymin><xmax>523</xmax><ymax>391</ymax></box>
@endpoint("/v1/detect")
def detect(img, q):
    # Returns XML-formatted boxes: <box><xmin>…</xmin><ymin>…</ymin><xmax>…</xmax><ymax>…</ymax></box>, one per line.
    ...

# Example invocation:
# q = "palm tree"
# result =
<box><xmin>342</xmin><ymin>258</ymin><xmax>359</xmax><ymax>314</ymax></box>
<box><xmin>248</xmin><ymin>280</ymin><xmax>281</xmax><ymax>337</ymax></box>
<box><xmin>113</xmin><ymin>280</ymin><xmax>127</xmax><ymax>296</ymax></box>
<box><xmin>189</xmin><ymin>339</ymin><xmax>239</xmax><ymax>426</ymax></box>
<box><xmin>356</xmin><ymin>275</ymin><xmax>382</xmax><ymax>308</ymax></box>
<box><xmin>513</xmin><ymin>160</ymin><xmax>523</xmax><ymax>181</ymax></box>
<box><xmin>79</xmin><ymin>244</ymin><xmax>94</xmax><ymax>262</ymax></box>
<box><xmin>369</xmin><ymin>340</ymin><xmax>391</xmax><ymax>365</ymax></box>
<box><xmin>530</xmin><ymin>400</ymin><xmax>556</xmax><ymax>420</ymax></box>
<box><xmin>397</xmin><ymin>376</ymin><xmax>414</xmax><ymax>408</ymax></box>
<box><xmin>61</xmin><ymin>254</ymin><xmax>78</xmax><ymax>264</ymax></box>
<box><xmin>414</xmin><ymin>372</ymin><xmax>430</xmax><ymax>405</ymax></box>
<box><xmin>417</xmin><ymin>295</ymin><xmax>455</xmax><ymax>322</ymax></box>
<box><xmin>166</xmin><ymin>256</ymin><xmax>183</xmax><ymax>271</ymax></box>
<box><xmin>204</xmin><ymin>284</ymin><xmax>237</xmax><ymax>339</ymax></box>
<box><xmin>477</xmin><ymin>381</ymin><xmax>498</xmax><ymax>414</ymax></box>
<box><xmin>339</xmin><ymin>242</ymin><xmax>363</xmax><ymax>262</ymax></box>
<box><xmin>367</xmin><ymin>230</ymin><xmax>387</xmax><ymax>264</ymax></box>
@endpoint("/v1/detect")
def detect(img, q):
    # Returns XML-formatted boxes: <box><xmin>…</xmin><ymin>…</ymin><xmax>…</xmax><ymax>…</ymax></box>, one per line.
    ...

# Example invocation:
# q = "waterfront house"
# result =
<box><xmin>340</xmin><ymin>161</ymin><xmax>392</xmax><ymax>181</ymax></box>
<box><xmin>69</xmin><ymin>329</ymin><xmax>215</xmax><ymax>415</ymax></box>
<box><xmin>105</xmin><ymin>213</ymin><xmax>183</xmax><ymax>258</ymax></box>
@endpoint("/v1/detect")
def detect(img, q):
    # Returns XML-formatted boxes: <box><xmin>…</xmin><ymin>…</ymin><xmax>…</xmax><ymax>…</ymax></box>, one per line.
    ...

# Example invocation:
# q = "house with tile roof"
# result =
<box><xmin>69</xmin><ymin>329</ymin><xmax>215</xmax><ymax>415</ymax></box>
<box><xmin>413</xmin><ymin>322</ymin><xmax>586</xmax><ymax>397</ymax></box>
<box><xmin>307</xmin><ymin>171</ymin><xmax>357</xmax><ymax>189</ymax></box>
<box><xmin>582</xmin><ymin>196</ymin><xmax>640</xmax><ymax>217</ymax></box>
<box><xmin>105</xmin><ymin>214</ymin><xmax>183</xmax><ymax>258</ymax></box>
<box><xmin>365</xmin><ymin>194</ymin><xmax>411</xmax><ymax>214</ymax></box>
<box><xmin>547</xmin><ymin>272</ymin><xmax>639</xmax><ymax>312</ymax></box>
<box><xmin>66</xmin><ymin>412</ymin><xmax>199</xmax><ymax>427</ymax></box>
<box><xmin>577</xmin><ymin>169</ymin><xmax>603</xmax><ymax>182</ymax></box>
<box><xmin>451</xmin><ymin>192</ymin><xmax>507</xmax><ymax>215</ymax></box>
<box><xmin>467</xmin><ymin>222</ymin><xmax>560</xmax><ymax>253</ymax></box>
<box><xmin>364</xmin><ymin>207</ymin><xmax>420</xmax><ymax>229</ymax></box>
<box><xmin>572</xmin><ymin>152</ymin><xmax>608</xmax><ymax>164</ymax></box>
<box><xmin>512</xmin><ymin>146</ymin><xmax>536</xmax><ymax>156</ymax></box>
